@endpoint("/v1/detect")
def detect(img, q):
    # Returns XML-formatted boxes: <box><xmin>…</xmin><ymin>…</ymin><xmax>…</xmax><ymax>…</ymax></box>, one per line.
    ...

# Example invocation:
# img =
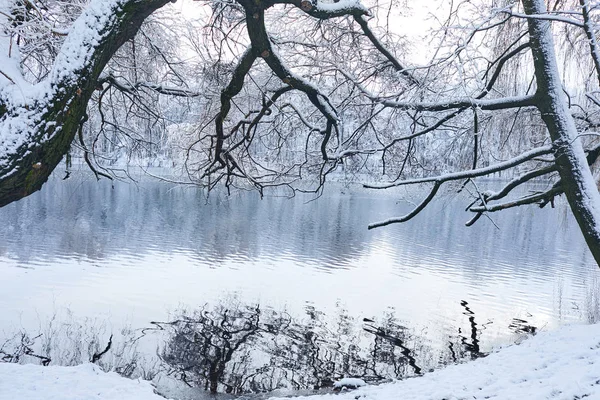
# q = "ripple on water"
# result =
<box><xmin>0</xmin><ymin>177</ymin><xmax>597</xmax><ymax>366</ymax></box>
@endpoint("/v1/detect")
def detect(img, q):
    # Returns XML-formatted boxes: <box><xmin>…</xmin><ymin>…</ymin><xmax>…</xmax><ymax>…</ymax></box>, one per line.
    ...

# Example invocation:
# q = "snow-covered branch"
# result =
<box><xmin>364</xmin><ymin>145</ymin><xmax>553</xmax><ymax>190</ymax></box>
<box><xmin>276</xmin><ymin>0</ymin><xmax>369</xmax><ymax>19</ymax></box>
<box><xmin>579</xmin><ymin>0</ymin><xmax>600</xmax><ymax>87</ymax></box>
<box><xmin>379</xmin><ymin>95</ymin><xmax>537</xmax><ymax>112</ymax></box>
<box><xmin>99</xmin><ymin>74</ymin><xmax>204</xmax><ymax>98</ymax></box>
<box><xmin>0</xmin><ymin>0</ymin><xmax>171</xmax><ymax>206</ymax></box>
<box><xmin>501</xmin><ymin>10</ymin><xmax>584</xmax><ymax>27</ymax></box>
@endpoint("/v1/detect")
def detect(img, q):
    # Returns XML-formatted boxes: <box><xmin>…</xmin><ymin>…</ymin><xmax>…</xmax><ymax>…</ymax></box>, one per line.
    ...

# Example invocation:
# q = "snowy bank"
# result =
<box><xmin>276</xmin><ymin>323</ymin><xmax>600</xmax><ymax>400</ymax></box>
<box><xmin>0</xmin><ymin>363</ymin><xmax>164</xmax><ymax>400</ymax></box>
<box><xmin>1</xmin><ymin>323</ymin><xmax>600</xmax><ymax>400</ymax></box>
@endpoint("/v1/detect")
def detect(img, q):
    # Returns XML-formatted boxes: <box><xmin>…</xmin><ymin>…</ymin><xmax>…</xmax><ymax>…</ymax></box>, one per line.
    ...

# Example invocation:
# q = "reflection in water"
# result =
<box><xmin>0</xmin><ymin>298</ymin><xmax>533</xmax><ymax>396</ymax></box>
<box><xmin>363</xmin><ymin>317</ymin><xmax>423</xmax><ymax>376</ymax></box>
<box><xmin>0</xmin><ymin>174</ymin><xmax>599</xmax><ymax>385</ymax></box>
<box><xmin>158</xmin><ymin>301</ymin><xmax>264</xmax><ymax>393</ymax></box>
<box><xmin>508</xmin><ymin>317</ymin><xmax>537</xmax><ymax>335</ymax></box>
<box><xmin>148</xmin><ymin>299</ymin><xmax>507</xmax><ymax>394</ymax></box>
<box><xmin>457</xmin><ymin>300</ymin><xmax>486</xmax><ymax>360</ymax></box>
<box><xmin>0</xmin><ymin>177</ymin><xmax>373</xmax><ymax>267</ymax></box>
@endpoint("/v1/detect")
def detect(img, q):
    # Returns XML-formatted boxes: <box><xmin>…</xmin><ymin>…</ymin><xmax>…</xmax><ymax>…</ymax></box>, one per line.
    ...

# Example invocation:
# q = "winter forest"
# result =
<box><xmin>3</xmin><ymin>0</ymin><xmax>600</xmax><ymax>399</ymax></box>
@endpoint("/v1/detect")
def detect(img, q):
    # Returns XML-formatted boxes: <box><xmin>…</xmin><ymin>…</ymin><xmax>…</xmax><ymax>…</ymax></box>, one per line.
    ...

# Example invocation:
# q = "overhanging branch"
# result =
<box><xmin>0</xmin><ymin>0</ymin><xmax>172</xmax><ymax>207</ymax></box>
<box><xmin>365</xmin><ymin>145</ymin><xmax>553</xmax><ymax>189</ymax></box>
<box><xmin>379</xmin><ymin>94</ymin><xmax>538</xmax><ymax>112</ymax></box>
<box><xmin>99</xmin><ymin>74</ymin><xmax>204</xmax><ymax>98</ymax></box>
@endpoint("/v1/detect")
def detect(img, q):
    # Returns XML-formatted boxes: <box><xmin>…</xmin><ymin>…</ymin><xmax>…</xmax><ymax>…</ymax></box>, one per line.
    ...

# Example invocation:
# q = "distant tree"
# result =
<box><xmin>3</xmin><ymin>0</ymin><xmax>600</xmax><ymax>265</ymax></box>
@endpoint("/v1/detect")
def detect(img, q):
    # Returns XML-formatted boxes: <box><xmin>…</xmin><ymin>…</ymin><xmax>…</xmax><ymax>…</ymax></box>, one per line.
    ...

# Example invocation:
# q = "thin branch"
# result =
<box><xmin>365</xmin><ymin>145</ymin><xmax>553</xmax><ymax>189</ymax></box>
<box><xmin>367</xmin><ymin>182</ymin><xmax>441</xmax><ymax>228</ymax></box>
<box><xmin>353</xmin><ymin>15</ymin><xmax>419</xmax><ymax>86</ymax></box>
<box><xmin>99</xmin><ymin>74</ymin><xmax>204</xmax><ymax>98</ymax></box>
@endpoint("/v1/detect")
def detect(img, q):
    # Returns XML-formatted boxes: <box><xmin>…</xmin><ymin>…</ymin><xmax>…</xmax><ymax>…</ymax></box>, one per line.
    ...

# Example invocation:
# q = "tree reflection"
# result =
<box><xmin>157</xmin><ymin>302</ymin><xmax>264</xmax><ymax>393</ymax></box>
<box><xmin>0</xmin><ymin>299</ymin><xmax>536</xmax><ymax>395</ymax></box>
<box><xmin>154</xmin><ymin>299</ymin><xmax>502</xmax><ymax>394</ymax></box>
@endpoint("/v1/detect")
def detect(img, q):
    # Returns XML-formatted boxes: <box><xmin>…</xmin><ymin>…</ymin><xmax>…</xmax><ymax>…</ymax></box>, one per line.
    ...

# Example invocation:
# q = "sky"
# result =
<box><xmin>171</xmin><ymin>0</ymin><xmax>446</xmax><ymax>64</ymax></box>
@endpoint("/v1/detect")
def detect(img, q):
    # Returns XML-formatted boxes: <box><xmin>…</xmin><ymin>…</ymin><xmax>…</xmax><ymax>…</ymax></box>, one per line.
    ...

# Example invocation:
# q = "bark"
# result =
<box><xmin>523</xmin><ymin>0</ymin><xmax>600</xmax><ymax>266</ymax></box>
<box><xmin>0</xmin><ymin>0</ymin><xmax>171</xmax><ymax>207</ymax></box>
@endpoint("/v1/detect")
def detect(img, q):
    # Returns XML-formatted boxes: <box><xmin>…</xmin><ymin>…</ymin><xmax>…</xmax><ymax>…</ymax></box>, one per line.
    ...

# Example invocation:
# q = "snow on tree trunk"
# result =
<box><xmin>0</xmin><ymin>0</ymin><xmax>170</xmax><ymax>207</ymax></box>
<box><xmin>523</xmin><ymin>0</ymin><xmax>600</xmax><ymax>266</ymax></box>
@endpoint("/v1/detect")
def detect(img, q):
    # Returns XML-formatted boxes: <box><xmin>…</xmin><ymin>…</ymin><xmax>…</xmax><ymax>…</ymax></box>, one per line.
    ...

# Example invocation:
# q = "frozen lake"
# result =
<box><xmin>0</xmin><ymin>173</ymin><xmax>598</xmax><ymax>388</ymax></box>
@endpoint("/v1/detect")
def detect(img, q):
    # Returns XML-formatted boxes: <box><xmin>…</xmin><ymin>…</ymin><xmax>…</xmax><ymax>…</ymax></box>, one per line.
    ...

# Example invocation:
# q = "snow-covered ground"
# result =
<box><xmin>0</xmin><ymin>363</ymin><xmax>164</xmax><ymax>400</ymax></box>
<box><xmin>1</xmin><ymin>323</ymin><xmax>599</xmax><ymax>400</ymax></box>
<box><xmin>310</xmin><ymin>323</ymin><xmax>600</xmax><ymax>400</ymax></box>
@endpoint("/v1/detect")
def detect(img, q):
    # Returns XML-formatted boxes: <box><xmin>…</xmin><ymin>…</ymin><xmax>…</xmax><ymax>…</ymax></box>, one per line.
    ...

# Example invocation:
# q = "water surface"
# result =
<box><xmin>0</xmin><ymin>174</ymin><xmax>597</xmax><ymax>380</ymax></box>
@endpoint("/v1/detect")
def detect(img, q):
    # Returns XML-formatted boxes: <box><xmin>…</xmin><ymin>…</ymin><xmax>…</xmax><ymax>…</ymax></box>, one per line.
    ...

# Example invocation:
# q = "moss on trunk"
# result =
<box><xmin>0</xmin><ymin>0</ymin><xmax>171</xmax><ymax>207</ymax></box>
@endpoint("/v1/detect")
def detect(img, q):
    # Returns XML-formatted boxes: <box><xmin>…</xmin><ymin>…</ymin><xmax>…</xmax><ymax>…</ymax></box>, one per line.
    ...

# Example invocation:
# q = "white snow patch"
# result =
<box><xmin>315</xmin><ymin>0</ymin><xmax>368</xmax><ymax>14</ymax></box>
<box><xmin>50</xmin><ymin>0</ymin><xmax>123</xmax><ymax>86</ymax></box>
<box><xmin>333</xmin><ymin>378</ymin><xmax>367</xmax><ymax>389</ymax></box>
<box><xmin>0</xmin><ymin>363</ymin><xmax>165</xmax><ymax>400</ymax></box>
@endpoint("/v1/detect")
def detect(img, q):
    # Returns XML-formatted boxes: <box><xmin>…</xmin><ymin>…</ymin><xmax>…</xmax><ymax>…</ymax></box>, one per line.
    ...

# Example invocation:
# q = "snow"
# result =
<box><xmin>501</xmin><ymin>10</ymin><xmax>584</xmax><ymax>28</ymax></box>
<box><xmin>333</xmin><ymin>378</ymin><xmax>367</xmax><ymax>389</ymax></box>
<box><xmin>270</xmin><ymin>323</ymin><xmax>600</xmax><ymax>400</ymax></box>
<box><xmin>0</xmin><ymin>363</ymin><xmax>165</xmax><ymax>400</ymax></box>
<box><xmin>2</xmin><ymin>324</ymin><xmax>600</xmax><ymax>399</ymax></box>
<box><xmin>0</xmin><ymin>1</ymin><xmax>25</xmax><ymax>90</ymax></box>
<box><xmin>0</xmin><ymin>0</ymin><xmax>124</xmax><ymax>178</ymax></box>
<box><xmin>380</xmin><ymin>94</ymin><xmax>537</xmax><ymax>112</ymax></box>
<box><xmin>51</xmin><ymin>0</ymin><xmax>123</xmax><ymax>86</ymax></box>
<box><xmin>315</xmin><ymin>0</ymin><xmax>368</xmax><ymax>14</ymax></box>
<box><xmin>0</xmin><ymin>0</ymin><xmax>122</xmax><ymax>95</ymax></box>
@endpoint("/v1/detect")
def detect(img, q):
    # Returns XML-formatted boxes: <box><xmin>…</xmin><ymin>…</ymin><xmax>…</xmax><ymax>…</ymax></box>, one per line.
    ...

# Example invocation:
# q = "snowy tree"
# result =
<box><xmin>3</xmin><ymin>0</ymin><xmax>600</xmax><ymax>266</ymax></box>
<box><xmin>0</xmin><ymin>0</ymin><xmax>171</xmax><ymax>205</ymax></box>
<box><xmin>358</xmin><ymin>0</ymin><xmax>600</xmax><ymax>265</ymax></box>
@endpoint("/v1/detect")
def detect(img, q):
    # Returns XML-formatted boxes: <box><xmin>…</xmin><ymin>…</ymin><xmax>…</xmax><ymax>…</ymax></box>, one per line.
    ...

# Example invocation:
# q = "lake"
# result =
<box><xmin>0</xmin><ymin>172</ymin><xmax>598</xmax><ymax>393</ymax></box>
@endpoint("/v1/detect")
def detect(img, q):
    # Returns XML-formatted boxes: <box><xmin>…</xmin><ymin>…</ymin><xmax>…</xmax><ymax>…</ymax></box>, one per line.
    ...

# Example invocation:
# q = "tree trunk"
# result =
<box><xmin>523</xmin><ymin>0</ymin><xmax>600</xmax><ymax>265</ymax></box>
<box><xmin>0</xmin><ymin>0</ymin><xmax>170</xmax><ymax>207</ymax></box>
<box><xmin>209</xmin><ymin>367</ymin><xmax>220</xmax><ymax>394</ymax></box>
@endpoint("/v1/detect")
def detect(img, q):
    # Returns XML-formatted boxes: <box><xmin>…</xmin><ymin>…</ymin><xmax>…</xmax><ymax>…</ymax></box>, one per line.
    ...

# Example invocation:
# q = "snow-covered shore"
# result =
<box><xmin>297</xmin><ymin>323</ymin><xmax>600</xmax><ymax>400</ymax></box>
<box><xmin>1</xmin><ymin>323</ymin><xmax>599</xmax><ymax>400</ymax></box>
<box><xmin>0</xmin><ymin>363</ymin><xmax>164</xmax><ymax>400</ymax></box>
